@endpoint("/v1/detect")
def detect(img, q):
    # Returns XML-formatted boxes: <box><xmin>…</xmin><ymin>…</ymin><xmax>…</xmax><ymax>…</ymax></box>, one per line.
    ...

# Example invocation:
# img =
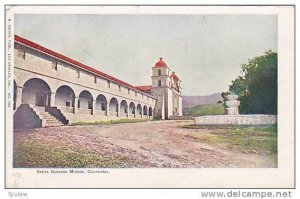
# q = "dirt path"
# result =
<box><xmin>14</xmin><ymin>120</ymin><xmax>277</xmax><ymax>168</ymax></box>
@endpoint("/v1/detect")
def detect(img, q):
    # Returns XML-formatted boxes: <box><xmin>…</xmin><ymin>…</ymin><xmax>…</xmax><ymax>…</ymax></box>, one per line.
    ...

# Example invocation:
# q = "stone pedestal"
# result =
<box><xmin>226</xmin><ymin>107</ymin><xmax>239</xmax><ymax>115</ymax></box>
<box><xmin>225</xmin><ymin>94</ymin><xmax>240</xmax><ymax>116</ymax></box>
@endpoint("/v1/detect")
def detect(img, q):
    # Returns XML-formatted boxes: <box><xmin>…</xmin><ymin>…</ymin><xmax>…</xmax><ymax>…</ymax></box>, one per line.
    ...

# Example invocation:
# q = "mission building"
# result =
<box><xmin>13</xmin><ymin>35</ymin><xmax>182</xmax><ymax>128</ymax></box>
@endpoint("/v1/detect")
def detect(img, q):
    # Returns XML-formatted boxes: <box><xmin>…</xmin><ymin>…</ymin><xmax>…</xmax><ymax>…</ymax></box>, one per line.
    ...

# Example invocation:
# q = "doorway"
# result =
<box><xmin>36</xmin><ymin>93</ymin><xmax>47</xmax><ymax>107</ymax></box>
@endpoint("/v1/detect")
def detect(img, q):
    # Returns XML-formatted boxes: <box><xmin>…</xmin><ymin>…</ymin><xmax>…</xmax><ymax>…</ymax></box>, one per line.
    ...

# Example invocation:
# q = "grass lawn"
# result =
<box><xmin>13</xmin><ymin>139</ymin><xmax>135</xmax><ymax>168</ymax></box>
<box><xmin>184</xmin><ymin>103</ymin><xmax>225</xmax><ymax>116</ymax></box>
<box><xmin>183</xmin><ymin>124</ymin><xmax>277</xmax><ymax>155</ymax></box>
<box><xmin>70</xmin><ymin>118</ymin><xmax>151</xmax><ymax>126</ymax></box>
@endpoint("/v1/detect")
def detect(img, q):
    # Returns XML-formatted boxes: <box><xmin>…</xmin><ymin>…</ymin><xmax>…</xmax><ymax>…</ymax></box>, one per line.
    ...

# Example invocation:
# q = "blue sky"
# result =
<box><xmin>15</xmin><ymin>14</ymin><xmax>277</xmax><ymax>95</ymax></box>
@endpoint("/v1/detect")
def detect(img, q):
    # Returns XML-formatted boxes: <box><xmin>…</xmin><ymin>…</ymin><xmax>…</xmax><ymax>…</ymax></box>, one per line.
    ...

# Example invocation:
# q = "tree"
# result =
<box><xmin>223</xmin><ymin>50</ymin><xmax>277</xmax><ymax>114</ymax></box>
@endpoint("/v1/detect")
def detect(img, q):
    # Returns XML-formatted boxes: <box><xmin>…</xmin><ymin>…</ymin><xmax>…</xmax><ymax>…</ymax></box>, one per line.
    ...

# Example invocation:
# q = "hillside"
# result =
<box><xmin>182</xmin><ymin>93</ymin><xmax>223</xmax><ymax>108</ymax></box>
<box><xmin>183</xmin><ymin>103</ymin><xmax>225</xmax><ymax>116</ymax></box>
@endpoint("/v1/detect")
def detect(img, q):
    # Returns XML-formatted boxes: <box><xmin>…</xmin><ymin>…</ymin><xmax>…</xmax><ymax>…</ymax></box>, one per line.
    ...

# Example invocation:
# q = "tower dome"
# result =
<box><xmin>154</xmin><ymin>57</ymin><xmax>167</xmax><ymax>67</ymax></box>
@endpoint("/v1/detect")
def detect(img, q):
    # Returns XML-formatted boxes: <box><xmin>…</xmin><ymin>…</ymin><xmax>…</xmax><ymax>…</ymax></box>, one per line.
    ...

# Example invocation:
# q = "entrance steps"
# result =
<box><xmin>30</xmin><ymin>106</ymin><xmax>64</xmax><ymax>127</ymax></box>
<box><xmin>14</xmin><ymin>104</ymin><xmax>69</xmax><ymax>128</ymax></box>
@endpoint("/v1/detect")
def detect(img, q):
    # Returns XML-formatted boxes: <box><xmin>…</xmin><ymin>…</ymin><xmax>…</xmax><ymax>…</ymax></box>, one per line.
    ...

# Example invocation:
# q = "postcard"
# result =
<box><xmin>5</xmin><ymin>5</ymin><xmax>295</xmax><ymax>188</ymax></box>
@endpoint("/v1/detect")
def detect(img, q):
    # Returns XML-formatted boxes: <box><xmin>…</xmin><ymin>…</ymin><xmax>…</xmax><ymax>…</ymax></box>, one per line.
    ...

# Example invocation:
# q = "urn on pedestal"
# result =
<box><xmin>225</xmin><ymin>94</ymin><xmax>240</xmax><ymax>115</ymax></box>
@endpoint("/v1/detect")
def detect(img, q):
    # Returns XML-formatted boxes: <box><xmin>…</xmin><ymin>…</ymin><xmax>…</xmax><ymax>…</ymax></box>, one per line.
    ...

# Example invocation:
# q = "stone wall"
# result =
<box><xmin>63</xmin><ymin>112</ymin><xmax>152</xmax><ymax>124</ymax></box>
<box><xmin>168</xmin><ymin>116</ymin><xmax>193</xmax><ymax>120</ymax></box>
<box><xmin>14</xmin><ymin>104</ymin><xmax>42</xmax><ymax>128</ymax></box>
<box><xmin>194</xmin><ymin>115</ymin><xmax>277</xmax><ymax>125</ymax></box>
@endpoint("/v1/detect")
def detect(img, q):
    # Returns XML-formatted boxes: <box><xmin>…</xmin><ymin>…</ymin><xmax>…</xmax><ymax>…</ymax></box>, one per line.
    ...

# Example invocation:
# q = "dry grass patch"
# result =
<box><xmin>13</xmin><ymin>137</ymin><xmax>135</xmax><ymax>168</ymax></box>
<box><xmin>183</xmin><ymin>124</ymin><xmax>277</xmax><ymax>155</ymax></box>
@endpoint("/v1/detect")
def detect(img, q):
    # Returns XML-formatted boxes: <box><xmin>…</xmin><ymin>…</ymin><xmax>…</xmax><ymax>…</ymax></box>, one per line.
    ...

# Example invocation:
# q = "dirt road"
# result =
<box><xmin>14</xmin><ymin>120</ymin><xmax>277</xmax><ymax>168</ymax></box>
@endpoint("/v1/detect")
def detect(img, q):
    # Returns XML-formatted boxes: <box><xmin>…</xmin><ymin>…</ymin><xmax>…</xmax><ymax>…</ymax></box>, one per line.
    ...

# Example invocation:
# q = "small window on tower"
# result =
<box><xmin>128</xmin><ymin>89</ymin><xmax>130</xmax><ymax>94</ymax></box>
<box><xmin>76</xmin><ymin>69</ymin><xmax>80</xmax><ymax>78</ymax></box>
<box><xmin>94</xmin><ymin>76</ymin><xmax>97</xmax><ymax>84</ymax></box>
<box><xmin>107</xmin><ymin>80</ymin><xmax>111</xmax><ymax>88</ymax></box>
<box><xmin>135</xmin><ymin>91</ymin><xmax>137</xmax><ymax>97</ymax></box>
<box><xmin>158</xmin><ymin>69</ymin><xmax>161</xmax><ymax>76</ymax></box>
<box><xmin>158</xmin><ymin>80</ymin><xmax>162</xmax><ymax>87</ymax></box>
<box><xmin>119</xmin><ymin>85</ymin><xmax>121</xmax><ymax>91</ymax></box>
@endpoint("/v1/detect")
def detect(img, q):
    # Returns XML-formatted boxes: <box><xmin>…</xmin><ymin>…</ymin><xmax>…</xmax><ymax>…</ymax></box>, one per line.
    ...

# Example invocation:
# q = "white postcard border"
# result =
<box><xmin>5</xmin><ymin>5</ymin><xmax>295</xmax><ymax>188</ymax></box>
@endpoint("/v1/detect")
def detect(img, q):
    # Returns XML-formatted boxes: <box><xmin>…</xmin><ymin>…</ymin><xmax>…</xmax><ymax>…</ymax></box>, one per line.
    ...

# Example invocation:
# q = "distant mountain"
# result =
<box><xmin>182</xmin><ymin>93</ymin><xmax>223</xmax><ymax>108</ymax></box>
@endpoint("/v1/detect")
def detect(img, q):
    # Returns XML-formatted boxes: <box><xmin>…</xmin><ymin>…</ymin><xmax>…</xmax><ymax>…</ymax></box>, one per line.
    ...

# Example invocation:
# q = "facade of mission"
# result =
<box><xmin>13</xmin><ymin>35</ymin><xmax>183</xmax><ymax>128</ymax></box>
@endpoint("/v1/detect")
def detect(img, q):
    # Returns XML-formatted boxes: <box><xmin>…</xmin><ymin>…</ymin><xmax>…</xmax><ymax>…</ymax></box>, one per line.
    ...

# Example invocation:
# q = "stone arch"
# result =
<box><xmin>109</xmin><ymin>97</ymin><xmax>119</xmax><ymax>116</ymax></box>
<box><xmin>129</xmin><ymin>102</ymin><xmax>135</xmax><ymax>115</ymax></box>
<box><xmin>136</xmin><ymin>104</ymin><xmax>142</xmax><ymax>116</ymax></box>
<box><xmin>143</xmin><ymin>105</ymin><xmax>148</xmax><ymax>116</ymax></box>
<box><xmin>78</xmin><ymin>90</ymin><xmax>93</xmax><ymax>110</ymax></box>
<box><xmin>120</xmin><ymin>100</ymin><xmax>128</xmax><ymax>116</ymax></box>
<box><xmin>149</xmin><ymin>107</ymin><xmax>153</xmax><ymax>117</ymax></box>
<box><xmin>52</xmin><ymin>82</ymin><xmax>81</xmax><ymax>99</ymax></box>
<box><xmin>96</xmin><ymin>94</ymin><xmax>107</xmax><ymax>112</ymax></box>
<box><xmin>22</xmin><ymin>78</ymin><xmax>52</xmax><ymax>107</ymax></box>
<box><xmin>55</xmin><ymin>85</ymin><xmax>75</xmax><ymax>108</ymax></box>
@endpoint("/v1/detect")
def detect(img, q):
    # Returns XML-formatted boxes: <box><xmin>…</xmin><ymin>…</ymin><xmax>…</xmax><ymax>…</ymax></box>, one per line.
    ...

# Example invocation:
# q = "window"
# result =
<box><xmin>76</xmin><ymin>69</ymin><xmax>80</xmax><ymax>78</ymax></box>
<box><xmin>107</xmin><ymin>80</ymin><xmax>111</xmax><ymax>88</ymax></box>
<box><xmin>52</xmin><ymin>62</ymin><xmax>57</xmax><ymax>70</ymax></box>
<box><xmin>94</xmin><ymin>76</ymin><xmax>97</xmax><ymax>84</ymax></box>
<box><xmin>17</xmin><ymin>49</ymin><xmax>25</xmax><ymax>59</ymax></box>
<box><xmin>158</xmin><ymin>80</ymin><xmax>162</xmax><ymax>87</ymax></box>
<box><xmin>128</xmin><ymin>89</ymin><xmax>130</xmax><ymax>94</ymax></box>
<box><xmin>66</xmin><ymin>101</ymin><xmax>70</xmax><ymax>107</ymax></box>
<box><xmin>135</xmin><ymin>92</ymin><xmax>137</xmax><ymax>97</ymax></box>
<box><xmin>118</xmin><ymin>85</ymin><xmax>121</xmax><ymax>91</ymax></box>
<box><xmin>147</xmin><ymin>96</ymin><xmax>149</xmax><ymax>100</ymax></box>
<box><xmin>142</xmin><ymin>94</ymin><xmax>144</xmax><ymax>99</ymax></box>
<box><xmin>158</xmin><ymin>69</ymin><xmax>161</xmax><ymax>76</ymax></box>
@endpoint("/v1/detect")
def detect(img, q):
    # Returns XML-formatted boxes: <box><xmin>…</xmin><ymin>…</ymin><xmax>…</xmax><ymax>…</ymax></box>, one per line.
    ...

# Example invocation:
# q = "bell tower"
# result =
<box><xmin>151</xmin><ymin>58</ymin><xmax>172</xmax><ymax>119</ymax></box>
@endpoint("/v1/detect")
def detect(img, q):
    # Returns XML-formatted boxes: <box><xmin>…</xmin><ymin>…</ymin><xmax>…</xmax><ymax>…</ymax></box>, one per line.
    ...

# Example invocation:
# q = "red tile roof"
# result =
<box><xmin>135</xmin><ymin>85</ymin><xmax>152</xmax><ymax>92</ymax></box>
<box><xmin>15</xmin><ymin>35</ymin><xmax>153</xmax><ymax>97</ymax></box>
<box><xmin>154</xmin><ymin>57</ymin><xmax>167</xmax><ymax>67</ymax></box>
<box><xmin>171</xmin><ymin>72</ymin><xmax>179</xmax><ymax>80</ymax></box>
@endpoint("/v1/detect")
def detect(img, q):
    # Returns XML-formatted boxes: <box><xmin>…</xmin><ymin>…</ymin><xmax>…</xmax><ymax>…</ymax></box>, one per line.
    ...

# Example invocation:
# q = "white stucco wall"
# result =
<box><xmin>167</xmin><ymin>88</ymin><xmax>173</xmax><ymax>118</ymax></box>
<box><xmin>14</xmin><ymin>44</ymin><xmax>156</xmax><ymax>108</ymax></box>
<box><xmin>14</xmin><ymin>42</ymin><xmax>156</xmax><ymax>123</ymax></box>
<box><xmin>178</xmin><ymin>96</ymin><xmax>183</xmax><ymax>116</ymax></box>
